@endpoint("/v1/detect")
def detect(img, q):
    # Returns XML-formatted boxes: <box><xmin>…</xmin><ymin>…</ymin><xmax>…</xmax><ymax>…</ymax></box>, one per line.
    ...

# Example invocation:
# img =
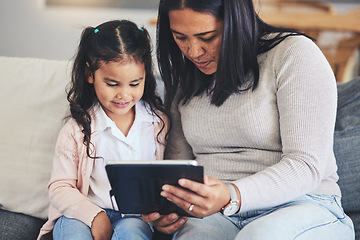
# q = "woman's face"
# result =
<box><xmin>169</xmin><ymin>8</ymin><xmax>223</xmax><ymax>75</ymax></box>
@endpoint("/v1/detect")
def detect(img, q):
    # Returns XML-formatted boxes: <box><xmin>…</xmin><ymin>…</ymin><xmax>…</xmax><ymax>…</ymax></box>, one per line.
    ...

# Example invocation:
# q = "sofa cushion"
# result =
<box><xmin>334</xmin><ymin>77</ymin><xmax>360</xmax><ymax>213</ymax></box>
<box><xmin>0</xmin><ymin>56</ymin><xmax>70</xmax><ymax>219</ymax></box>
<box><xmin>0</xmin><ymin>209</ymin><xmax>46</xmax><ymax>240</ymax></box>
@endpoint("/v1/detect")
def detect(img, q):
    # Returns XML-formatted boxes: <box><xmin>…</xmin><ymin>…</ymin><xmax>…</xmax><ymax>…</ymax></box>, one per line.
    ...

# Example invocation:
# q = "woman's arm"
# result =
<box><xmin>233</xmin><ymin>35</ymin><xmax>338</xmax><ymax>212</ymax></box>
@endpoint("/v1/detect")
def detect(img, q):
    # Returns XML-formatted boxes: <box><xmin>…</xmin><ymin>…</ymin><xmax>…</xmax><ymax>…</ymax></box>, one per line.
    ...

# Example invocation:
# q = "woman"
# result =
<box><xmin>143</xmin><ymin>0</ymin><xmax>355</xmax><ymax>239</ymax></box>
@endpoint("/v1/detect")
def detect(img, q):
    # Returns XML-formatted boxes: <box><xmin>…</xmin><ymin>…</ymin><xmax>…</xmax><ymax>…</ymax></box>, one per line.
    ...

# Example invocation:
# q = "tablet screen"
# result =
<box><xmin>105</xmin><ymin>160</ymin><xmax>204</xmax><ymax>217</ymax></box>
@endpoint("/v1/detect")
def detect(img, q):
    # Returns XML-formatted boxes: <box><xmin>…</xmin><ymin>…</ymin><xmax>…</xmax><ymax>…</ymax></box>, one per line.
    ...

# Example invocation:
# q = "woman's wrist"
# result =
<box><xmin>220</xmin><ymin>183</ymin><xmax>241</xmax><ymax>216</ymax></box>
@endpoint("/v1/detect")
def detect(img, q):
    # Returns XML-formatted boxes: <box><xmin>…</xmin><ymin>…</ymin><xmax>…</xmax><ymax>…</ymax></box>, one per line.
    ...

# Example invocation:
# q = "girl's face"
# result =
<box><xmin>169</xmin><ymin>8</ymin><xmax>223</xmax><ymax>75</ymax></box>
<box><xmin>88</xmin><ymin>60</ymin><xmax>145</xmax><ymax>123</ymax></box>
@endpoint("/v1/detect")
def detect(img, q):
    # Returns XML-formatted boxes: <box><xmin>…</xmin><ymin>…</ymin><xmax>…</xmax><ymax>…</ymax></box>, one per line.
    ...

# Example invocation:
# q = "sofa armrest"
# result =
<box><xmin>334</xmin><ymin>77</ymin><xmax>360</xmax><ymax>239</ymax></box>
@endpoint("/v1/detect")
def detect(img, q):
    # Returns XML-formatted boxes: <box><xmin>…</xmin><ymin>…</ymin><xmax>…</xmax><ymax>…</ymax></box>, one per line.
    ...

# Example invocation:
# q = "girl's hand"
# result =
<box><xmin>161</xmin><ymin>176</ymin><xmax>231</xmax><ymax>218</ymax></box>
<box><xmin>142</xmin><ymin>212</ymin><xmax>188</xmax><ymax>235</ymax></box>
<box><xmin>91</xmin><ymin>211</ymin><xmax>113</xmax><ymax>240</ymax></box>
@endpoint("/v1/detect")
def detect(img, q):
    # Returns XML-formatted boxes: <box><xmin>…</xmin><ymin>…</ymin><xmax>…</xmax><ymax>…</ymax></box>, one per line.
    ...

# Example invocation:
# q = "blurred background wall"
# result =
<box><xmin>0</xmin><ymin>0</ymin><xmax>158</xmax><ymax>61</ymax></box>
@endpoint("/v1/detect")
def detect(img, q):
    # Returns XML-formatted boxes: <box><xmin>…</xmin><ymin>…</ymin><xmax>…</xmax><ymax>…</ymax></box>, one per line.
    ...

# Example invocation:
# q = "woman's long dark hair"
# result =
<box><xmin>157</xmin><ymin>0</ymin><xmax>305</xmax><ymax>108</ymax></box>
<box><xmin>68</xmin><ymin>20</ymin><xmax>167</xmax><ymax>159</ymax></box>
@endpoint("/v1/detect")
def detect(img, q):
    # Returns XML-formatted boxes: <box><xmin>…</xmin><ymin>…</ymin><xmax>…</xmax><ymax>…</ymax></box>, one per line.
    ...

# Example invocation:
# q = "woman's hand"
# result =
<box><xmin>143</xmin><ymin>176</ymin><xmax>231</xmax><ymax>235</ymax></box>
<box><xmin>161</xmin><ymin>176</ymin><xmax>231</xmax><ymax>218</ymax></box>
<box><xmin>142</xmin><ymin>212</ymin><xmax>188</xmax><ymax>235</ymax></box>
<box><xmin>91</xmin><ymin>211</ymin><xmax>113</xmax><ymax>240</ymax></box>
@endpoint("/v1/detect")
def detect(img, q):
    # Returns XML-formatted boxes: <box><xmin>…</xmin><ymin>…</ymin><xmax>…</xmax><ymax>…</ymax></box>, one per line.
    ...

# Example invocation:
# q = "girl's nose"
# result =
<box><xmin>116</xmin><ymin>88</ymin><xmax>129</xmax><ymax>99</ymax></box>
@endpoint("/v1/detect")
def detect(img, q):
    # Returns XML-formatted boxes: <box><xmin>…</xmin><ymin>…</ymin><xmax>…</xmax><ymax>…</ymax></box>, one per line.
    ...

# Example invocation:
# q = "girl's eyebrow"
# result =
<box><xmin>170</xmin><ymin>28</ymin><xmax>217</xmax><ymax>37</ymax></box>
<box><xmin>104</xmin><ymin>77</ymin><xmax>144</xmax><ymax>83</ymax></box>
<box><xmin>130</xmin><ymin>77</ymin><xmax>144</xmax><ymax>83</ymax></box>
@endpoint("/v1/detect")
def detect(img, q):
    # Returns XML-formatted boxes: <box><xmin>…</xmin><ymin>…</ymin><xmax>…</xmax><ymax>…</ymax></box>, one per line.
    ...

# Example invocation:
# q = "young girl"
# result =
<box><xmin>37</xmin><ymin>20</ymin><xmax>168</xmax><ymax>240</ymax></box>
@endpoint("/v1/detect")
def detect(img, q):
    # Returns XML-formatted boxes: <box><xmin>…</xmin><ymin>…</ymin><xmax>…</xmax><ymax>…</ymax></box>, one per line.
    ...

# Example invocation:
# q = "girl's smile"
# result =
<box><xmin>112</xmin><ymin>101</ymin><xmax>130</xmax><ymax>109</ymax></box>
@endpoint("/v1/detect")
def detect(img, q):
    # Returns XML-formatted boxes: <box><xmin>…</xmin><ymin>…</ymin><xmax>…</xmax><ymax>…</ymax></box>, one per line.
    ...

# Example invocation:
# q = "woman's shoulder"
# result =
<box><xmin>262</xmin><ymin>33</ymin><xmax>326</xmax><ymax>67</ymax></box>
<box><xmin>283</xmin><ymin>34</ymin><xmax>317</xmax><ymax>49</ymax></box>
<box><xmin>260</xmin><ymin>32</ymin><xmax>335</xmax><ymax>86</ymax></box>
<box><xmin>272</xmin><ymin>33</ymin><xmax>319</xmax><ymax>55</ymax></box>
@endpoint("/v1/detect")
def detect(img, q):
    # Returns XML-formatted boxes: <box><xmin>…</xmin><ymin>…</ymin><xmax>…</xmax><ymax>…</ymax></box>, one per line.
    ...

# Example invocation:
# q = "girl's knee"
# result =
<box><xmin>53</xmin><ymin>216</ymin><xmax>92</xmax><ymax>240</ymax></box>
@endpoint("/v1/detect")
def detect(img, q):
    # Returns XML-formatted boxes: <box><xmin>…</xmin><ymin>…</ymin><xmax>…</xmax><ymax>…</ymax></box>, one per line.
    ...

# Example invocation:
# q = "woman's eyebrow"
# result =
<box><xmin>170</xmin><ymin>28</ymin><xmax>217</xmax><ymax>36</ymax></box>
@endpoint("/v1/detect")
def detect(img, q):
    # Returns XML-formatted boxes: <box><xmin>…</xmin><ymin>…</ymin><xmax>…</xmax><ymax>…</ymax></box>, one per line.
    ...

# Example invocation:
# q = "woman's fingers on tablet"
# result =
<box><xmin>161</xmin><ymin>185</ymin><xmax>204</xmax><ymax>217</ymax></box>
<box><xmin>161</xmin><ymin>184</ymin><xmax>196</xmax><ymax>204</ymax></box>
<box><xmin>178</xmin><ymin>178</ymin><xmax>210</xmax><ymax>197</ymax></box>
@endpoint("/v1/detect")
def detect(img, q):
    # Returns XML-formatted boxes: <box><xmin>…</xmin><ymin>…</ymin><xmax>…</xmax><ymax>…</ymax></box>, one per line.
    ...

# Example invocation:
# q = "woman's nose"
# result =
<box><xmin>187</xmin><ymin>41</ymin><xmax>205</xmax><ymax>59</ymax></box>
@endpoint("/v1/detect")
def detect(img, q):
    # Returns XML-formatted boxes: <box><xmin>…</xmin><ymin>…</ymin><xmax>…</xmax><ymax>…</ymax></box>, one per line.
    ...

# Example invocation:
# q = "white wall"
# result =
<box><xmin>0</xmin><ymin>0</ymin><xmax>358</xmax><ymax>62</ymax></box>
<box><xmin>0</xmin><ymin>0</ymin><xmax>158</xmax><ymax>61</ymax></box>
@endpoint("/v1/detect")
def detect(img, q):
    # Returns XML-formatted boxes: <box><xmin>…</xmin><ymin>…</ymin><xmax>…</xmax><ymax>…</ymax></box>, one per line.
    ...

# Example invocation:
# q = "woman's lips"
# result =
<box><xmin>113</xmin><ymin>101</ymin><xmax>130</xmax><ymax>109</ymax></box>
<box><xmin>193</xmin><ymin>60</ymin><xmax>211</xmax><ymax>69</ymax></box>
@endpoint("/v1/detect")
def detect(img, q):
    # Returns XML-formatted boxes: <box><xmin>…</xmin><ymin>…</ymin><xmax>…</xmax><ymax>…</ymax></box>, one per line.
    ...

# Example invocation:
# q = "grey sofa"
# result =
<box><xmin>0</xmin><ymin>56</ymin><xmax>359</xmax><ymax>240</ymax></box>
<box><xmin>333</xmin><ymin>76</ymin><xmax>360</xmax><ymax>239</ymax></box>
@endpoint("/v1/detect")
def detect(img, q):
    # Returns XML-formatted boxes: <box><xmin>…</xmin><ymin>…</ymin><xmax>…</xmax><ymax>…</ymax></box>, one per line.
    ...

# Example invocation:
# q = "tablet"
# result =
<box><xmin>105</xmin><ymin>160</ymin><xmax>204</xmax><ymax>217</ymax></box>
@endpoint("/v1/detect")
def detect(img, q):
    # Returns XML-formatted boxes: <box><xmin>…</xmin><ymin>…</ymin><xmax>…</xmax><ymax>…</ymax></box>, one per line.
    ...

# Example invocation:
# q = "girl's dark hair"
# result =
<box><xmin>68</xmin><ymin>19</ymin><xmax>167</xmax><ymax>159</ymax></box>
<box><xmin>157</xmin><ymin>0</ymin><xmax>305</xmax><ymax>108</ymax></box>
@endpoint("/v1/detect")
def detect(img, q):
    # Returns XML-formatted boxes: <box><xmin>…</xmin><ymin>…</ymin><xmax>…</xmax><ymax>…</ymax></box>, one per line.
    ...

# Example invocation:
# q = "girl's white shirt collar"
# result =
<box><xmin>92</xmin><ymin>100</ymin><xmax>160</xmax><ymax>133</ymax></box>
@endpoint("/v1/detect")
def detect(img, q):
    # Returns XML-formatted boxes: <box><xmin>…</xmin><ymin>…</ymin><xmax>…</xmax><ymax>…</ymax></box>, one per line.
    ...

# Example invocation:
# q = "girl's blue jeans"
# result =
<box><xmin>173</xmin><ymin>194</ymin><xmax>355</xmax><ymax>240</ymax></box>
<box><xmin>53</xmin><ymin>209</ymin><xmax>152</xmax><ymax>240</ymax></box>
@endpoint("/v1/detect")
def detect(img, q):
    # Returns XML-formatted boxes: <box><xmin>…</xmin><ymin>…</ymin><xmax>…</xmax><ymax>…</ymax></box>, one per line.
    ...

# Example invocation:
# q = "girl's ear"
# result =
<box><xmin>86</xmin><ymin>62</ymin><xmax>94</xmax><ymax>84</ymax></box>
<box><xmin>87</xmin><ymin>75</ymin><xmax>94</xmax><ymax>84</ymax></box>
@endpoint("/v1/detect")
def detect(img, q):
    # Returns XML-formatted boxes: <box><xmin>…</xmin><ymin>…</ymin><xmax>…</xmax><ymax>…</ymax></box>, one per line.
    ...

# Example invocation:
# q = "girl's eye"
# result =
<box><xmin>106</xmin><ymin>83</ymin><xmax>118</xmax><ymax>87</ymax></box>
<box><xmin>130</xmin><ymin>83</ymin><xmax>140</xmax><ymax>87</ymax></box>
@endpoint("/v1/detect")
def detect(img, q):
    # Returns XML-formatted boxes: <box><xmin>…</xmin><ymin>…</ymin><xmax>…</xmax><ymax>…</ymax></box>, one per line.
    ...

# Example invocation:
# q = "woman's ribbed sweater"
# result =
<box><xmin>165</xmin><ymin>35</ymin><xmax>341</xmax><ymax>213</ymax></box>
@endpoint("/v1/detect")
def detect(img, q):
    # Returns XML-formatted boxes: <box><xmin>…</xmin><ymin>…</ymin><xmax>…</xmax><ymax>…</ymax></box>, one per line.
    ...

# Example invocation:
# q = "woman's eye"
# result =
<box><xmin>201</xmin><ymin>36</ymin><xmax>215</xmax><ymax>42</ymax></box>
<box><xmin>130</xmin><ymin>83</ymin><xmax>140</xmax><ymax>87</ymax></box>
<box><xmin>106</xmin><ymin>83</ymin><xmax>117</xmax><ymax>87</ymax></box>
<box><xmin>175</xmin><ymin>36</ymin><xmax>186</xmax><ymax>41</ymax></box>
